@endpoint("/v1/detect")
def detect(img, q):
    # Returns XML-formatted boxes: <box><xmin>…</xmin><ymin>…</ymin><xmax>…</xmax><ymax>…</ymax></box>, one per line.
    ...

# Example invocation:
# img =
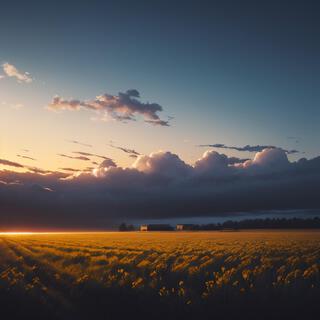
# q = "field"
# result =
<box><xmin>1</xmin><ymin>231</ymin><xmax>320</xmax><ymax>320</ymax></box>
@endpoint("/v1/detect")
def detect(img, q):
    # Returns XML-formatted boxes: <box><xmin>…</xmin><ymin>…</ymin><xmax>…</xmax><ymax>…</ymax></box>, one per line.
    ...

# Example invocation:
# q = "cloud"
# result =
<box><xmin>0</xmin><ymin>148</ymin><xmax>320</xmax><ymax>229</ymax></box>
<box><xmin>72</xmin><ymin>151</ymin><xmax>113</xmax><ymax>161</ymax></box>
<box><xmin>59</xmin><ymin>168</ymin><xmax>80</xmax><ymax>172</ymax></box>
<box><xmin>2</xmin><ymin>62</ymin><xmax>32</xmax><ymax>83</ymax></box>
<box><xmin>26</xmin><ymin>167</ymin><xmax>69</xmax><ymax>178</ymax></box>
<box><xmin>48</xmin><ymin>89</ymin><xmax>169</xmax><ymax>126</ymax></box>
<box><xmin>57</xmin><ymin>154</ymin><xmax>91</xmax><ymax>161</ymax></box>
<box><xmin>199</xmin><ymin>143</ymin><xmax>300</xmax><ymax>154</ymax></box>
<box><xmin>108</xmin><ymin>143</ymin><xmax>141</xmax><ymax>158</ymax></box>
<box><xmin>0</xmin><ymin>158</ymin><xmax>67</xmax><ymax>177</ymax></box>
<box><xmin>16</xmin><ymin>154</ymin><xmax>36</xmax><ymax>161</ymax></box>
<box><xmin>1</xmin><ymin>101</ymin><xmax>24</xmax><ymax>109</ymax></box>
<box><xmin>227</xmin><ymin>157</ymin><xmax>250</xmax><ymax>165</ymax></box>
<box><xmin>133</xmin><ymin>151</ymin><xmax>192</xmax><ymax>178</ymax></box>
<box><xmin>99</xmin><ymin>159</ymin><xmax>117</xmax><ymax>168</ymax></box>
<box><xmin>93</xmin><ymin>158</ymin><xmax>117</xmax><ymax>177</ymax></box>
<box><xmin>144</xmin><ymin>119</ymin><xmax>171</xmax><ymax>126</ymax></box>
<box><xmin>194</xmin><ymin>150</ymin><xmax>230</xmax><ymax>174</ymax></box>
<box><xmin>245</xmin><ymin>148</ymin><xmax>289</xmax><ymax>168</ymax></box>
<box><xmin>233</xmin><ymin>148</ymin><xmax>293</xmax><ymax>177</ymax></box>
<box><xmin>0</xmin><ymin>159</ymin><xmax>24</xmax><ymax>168</ymax></box>
<box><xmin>66</xmin><ymin>140</ymin><xmax>93</xmax><ymax>147</ymax></box>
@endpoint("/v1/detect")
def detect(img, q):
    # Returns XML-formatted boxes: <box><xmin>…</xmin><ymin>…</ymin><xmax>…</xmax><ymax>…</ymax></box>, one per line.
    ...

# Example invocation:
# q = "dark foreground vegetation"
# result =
<box><xmin>0</xmin><ymin>231</ymin><xmax>320</xmax><ymax>320</ymax></box>
<box><xmin>1</xmin><ymin>282</ymin><xmax>319</xmax><ymax>320</ymax></box>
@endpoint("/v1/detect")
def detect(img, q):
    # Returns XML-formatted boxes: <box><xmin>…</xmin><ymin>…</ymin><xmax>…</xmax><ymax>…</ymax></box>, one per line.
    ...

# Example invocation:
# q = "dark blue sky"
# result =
<box><xmin>3</xmin><ymin>1</ymin><xmax>320</xmax><ymax>152</ymax></box>
<box><xmin>1</xmin><ymin>1</ymin><xmax>319</xmax><ymax>161</ymax></box>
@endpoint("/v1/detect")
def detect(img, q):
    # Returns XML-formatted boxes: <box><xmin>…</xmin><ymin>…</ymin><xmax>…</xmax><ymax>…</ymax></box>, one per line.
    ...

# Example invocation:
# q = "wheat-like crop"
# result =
<box><xmin>0</xmin><ymin>231</ymin><xmax>319</xmax><ymax>319</ymax></box>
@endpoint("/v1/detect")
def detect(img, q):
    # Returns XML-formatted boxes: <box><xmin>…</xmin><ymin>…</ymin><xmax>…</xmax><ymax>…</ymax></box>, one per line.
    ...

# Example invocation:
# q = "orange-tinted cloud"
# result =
<box><xmin>48</xmin><ymin>89</ymin><xmax>170</xmax><ymax>126</ymax></box>
<box><xmin>2</xmin><ymin>62</ymin><xmax>32</xmax><ymax>83</ymax></box>
<box><xmin>0</xmin><ymin>148</ymin><xmax>319</xmax><ymax>229</ymax></box>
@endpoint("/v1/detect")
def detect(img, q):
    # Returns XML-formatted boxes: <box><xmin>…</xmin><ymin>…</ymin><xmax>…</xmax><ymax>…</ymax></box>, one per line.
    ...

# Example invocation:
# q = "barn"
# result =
<box><xmin>176</xmin><ymin>224</ymin><xmax>197</xmax><ymax>231</ymax></box>
<box><xmin>140</xmin><ymin>224</ymin><xmax>173</xmax><ymax>231</ymax></box>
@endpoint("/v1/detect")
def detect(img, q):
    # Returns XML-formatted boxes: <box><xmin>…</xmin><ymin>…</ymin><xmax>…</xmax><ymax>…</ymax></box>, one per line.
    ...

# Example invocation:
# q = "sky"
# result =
<box><xmin>0</xmin><ymin>0</ymin><xmax>319</xmax><ymax>229</ymax></box>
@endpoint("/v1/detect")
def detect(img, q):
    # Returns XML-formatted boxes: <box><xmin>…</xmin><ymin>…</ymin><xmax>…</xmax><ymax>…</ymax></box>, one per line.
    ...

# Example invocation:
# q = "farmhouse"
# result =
<box><xmin>140</xmin><ymin>224</ymin><xmax>173</xmax><ymax>231</ymax></box>
<box><xmin>176</xmin><ymin>224</ymin><xmax>197</xmax><ymax>231</ymax></box>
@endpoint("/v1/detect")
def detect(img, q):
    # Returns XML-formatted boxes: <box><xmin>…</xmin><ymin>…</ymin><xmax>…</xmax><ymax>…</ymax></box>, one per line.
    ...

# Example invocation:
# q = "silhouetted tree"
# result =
<box><xmin>118</xmin><ymin>223</ymin><xmax>128</xmax><ymax>231</ymax></box>
<box><xmin>194</xmin><ymin>217</ymin><xmax>320</xmax><ymax>230</ymax></box>
<box><xmin>118</xmin><ymin>223</ymin><xmax>135</xmax><ymax>231</ymax></box>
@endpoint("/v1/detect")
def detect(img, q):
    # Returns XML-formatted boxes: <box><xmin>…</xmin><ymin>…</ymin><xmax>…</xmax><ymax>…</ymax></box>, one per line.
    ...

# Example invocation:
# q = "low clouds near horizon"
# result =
<box><xmin>48</xmin><ymin>89</ymin><xmax>170</xmax><ymax>126</ymax></box>
<box><xmin>0</xmin><ymin>148</ymin><xmax>320</xmax><ymax>229</ymax></box>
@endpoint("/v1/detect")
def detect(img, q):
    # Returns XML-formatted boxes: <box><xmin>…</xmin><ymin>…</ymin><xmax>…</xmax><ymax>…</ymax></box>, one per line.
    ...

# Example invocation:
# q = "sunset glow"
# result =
<box><xmin>1</xmin><ymin>1</ymin><xmax>320</xmax><ymax>319</ymax></box>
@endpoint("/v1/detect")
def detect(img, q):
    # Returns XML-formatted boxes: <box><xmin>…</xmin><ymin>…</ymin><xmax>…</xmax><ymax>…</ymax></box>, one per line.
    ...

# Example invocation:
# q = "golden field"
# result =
<box><xmin>0</xmin><ymin>231</ymin><xmax>320</xmax><ymax>320</ymax></box>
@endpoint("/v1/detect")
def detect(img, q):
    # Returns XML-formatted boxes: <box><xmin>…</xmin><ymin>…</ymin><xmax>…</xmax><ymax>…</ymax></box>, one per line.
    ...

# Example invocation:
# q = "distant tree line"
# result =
<box><xmin>191</xmin><ymin>217</ymin><xmax>320</xmax><ymax>230</ymax></box>
<box><xmin>118</xmin><ymin>223</ymin><xmax>135</xmax><ymax>231</ymax></box>
<box><xmin>118</xmin><ymin>217</ymin><xmax>320</xmax><ymax>231</ymax></box>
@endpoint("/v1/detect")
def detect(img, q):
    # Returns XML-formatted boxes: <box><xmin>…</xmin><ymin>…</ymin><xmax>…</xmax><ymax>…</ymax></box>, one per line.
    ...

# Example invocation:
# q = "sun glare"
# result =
<box><xmin>0</xmin><ymin>232</ymin><xmax>37</xmax><ymax>235</ymax></box>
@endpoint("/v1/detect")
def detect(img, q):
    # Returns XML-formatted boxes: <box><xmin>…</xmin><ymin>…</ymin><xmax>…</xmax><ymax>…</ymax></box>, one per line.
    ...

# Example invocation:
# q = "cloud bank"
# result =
<box><xmin>0</xmin><ymin>148</ymin><xmax>319</xmax><ymax>229</ymax></box>
<box><xmin>48</xmin><ymin>89</ymin><xmax>169</xmax><ymax>126</ymax></box>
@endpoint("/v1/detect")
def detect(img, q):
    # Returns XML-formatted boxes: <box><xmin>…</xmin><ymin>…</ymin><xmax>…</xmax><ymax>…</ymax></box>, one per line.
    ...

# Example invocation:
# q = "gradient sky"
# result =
<box><xmin>1</xmin><ymin>0</ymin><xmax>319</xmax><ymax>170</ymax></box>
<box><xmin>0</xmin><ymin>0</ymin><xmax>319</xmax><ymax>228</ymax></box>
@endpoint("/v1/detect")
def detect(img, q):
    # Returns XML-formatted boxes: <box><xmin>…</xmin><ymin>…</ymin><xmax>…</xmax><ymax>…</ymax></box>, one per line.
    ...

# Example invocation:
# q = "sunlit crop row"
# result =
<box><xmin>0</xmin><ymin>231</ymin><xmax>319</xmax><ymax>307</ymax></box>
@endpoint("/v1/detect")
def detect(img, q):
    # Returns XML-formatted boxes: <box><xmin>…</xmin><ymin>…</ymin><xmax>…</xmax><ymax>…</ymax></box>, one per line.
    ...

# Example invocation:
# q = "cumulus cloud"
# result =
<box><xmin>194</xmin><ymin>151</ymin><xmax>229</xmax><ymax>171</ymax></box>
<box><xmin>99</xmin><ymin>158</ymin><xmax>116</xmax><ymax>168</ymax></box>
<box><xmin>133</xmin><ymin>151</ymin><xmax>192</xmax><ymax>178</ymax></box>
<box><xmin>247</xmin><ymin>148</ymin><xmax>289</xmax><ymax>168</ymax></box>
<box><xmin>0</xmin><ymin>148</ymin><xmax>320</xmax><ymax>229</ymax></box>
<box><xmin>2</xmin><ymin>62</ymin><xmax>32</xmax><ymax>83</ymax></box>
<box><xmin>199</xmin><ymin>143</ymin><xmax>299</xmax><ymax>154</ymax></box>
<box><xmin>93</xmin><ymin>158</ymin><xmax>117</xmax><ymax>177</ymax></box>
<box><xmin>232</xmin><ymin>148</ymin><xmax>291</xmax><ymax>175</ymax></box>
<box><xmin>48</xmin><ymin>90</ymin><xmax>169</xmax><ymax>126</ymax></box>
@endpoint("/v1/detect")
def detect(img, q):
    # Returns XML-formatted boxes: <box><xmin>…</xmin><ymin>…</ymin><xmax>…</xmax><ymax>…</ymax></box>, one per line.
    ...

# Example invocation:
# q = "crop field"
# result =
<box><xmin>0</xmin><ymin>231</ymin><xmax>320</xmax><ymax>320</ymax></box>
